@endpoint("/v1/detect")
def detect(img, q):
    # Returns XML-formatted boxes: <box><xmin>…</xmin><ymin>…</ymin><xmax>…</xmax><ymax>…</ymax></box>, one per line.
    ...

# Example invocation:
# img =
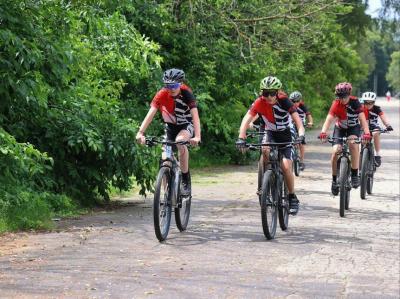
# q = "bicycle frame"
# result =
<box><xmin>147</xmin><ymin>138</ymin><xmax>189</xmax><ymax>208</ymax></box>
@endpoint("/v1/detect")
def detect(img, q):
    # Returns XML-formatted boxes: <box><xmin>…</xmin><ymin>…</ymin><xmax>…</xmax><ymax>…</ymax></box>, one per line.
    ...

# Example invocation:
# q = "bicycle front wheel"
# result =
<box><xmin>261</xmin><ymin>170</ymin><xmax>278</xmax><ymax>239</ymax></box>
<box><xmin>338</xmin><ymin>158</ymin><xmax>349</xmax><ymax>217</ymax></box>
<box><xmin>278</xmin><ymin>174</ymin><xmax>289</xmax><ymax>231</ymax></box>
<box><xmin>360</xmin><ymin>147</ymin><xmax>369</xmax><ymax>199</ymax></box>
<box><xmin>175</xmin><ymin>174</ymin><xmax>192</xmax><ymax>232</ymax></box>
<box><xmin>153</xmin><ymin>167</ymin><xmax>172</xmax><ymax>242</ymax></box>
<box><xmin>257</xmin><ymin>155</ymin><xmax>265</xmax><ymax>206</ymax></box>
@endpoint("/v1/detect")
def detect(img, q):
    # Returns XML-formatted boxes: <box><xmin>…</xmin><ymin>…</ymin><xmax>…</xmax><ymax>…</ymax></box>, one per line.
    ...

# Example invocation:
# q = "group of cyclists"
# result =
<box><xmin>136</xmin><ymin>68</ymin><xmax>393</xmax><ymax>217</ymax></box>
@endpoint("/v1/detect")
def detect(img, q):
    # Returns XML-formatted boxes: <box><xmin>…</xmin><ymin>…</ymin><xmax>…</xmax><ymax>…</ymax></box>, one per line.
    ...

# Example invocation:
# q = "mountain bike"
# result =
<box><xmin>325</xmin><ymin>136</ymin><xmax>361</xmax><ymax>217</ymax></box>
<box><xmin>360</xmin><ymin>129</ymin><xmax>389</xmax><ymax>199</ymax></box>
<box><xmin>243</xmin><ymin>140</ymin><xmax>300</xmax><ymax>239</ymax></box>
<box><xmin>146</xmin><ymin>137</ymin><xmax>192</xmax><ymax>242</ymax></box>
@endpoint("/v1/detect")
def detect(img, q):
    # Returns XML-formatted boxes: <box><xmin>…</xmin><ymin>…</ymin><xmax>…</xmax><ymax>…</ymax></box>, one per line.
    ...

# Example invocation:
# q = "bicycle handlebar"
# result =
<box><xmin>145</xmin><ymin>137</ymin><xmax>190</xmax><ymax>147</ymax></box>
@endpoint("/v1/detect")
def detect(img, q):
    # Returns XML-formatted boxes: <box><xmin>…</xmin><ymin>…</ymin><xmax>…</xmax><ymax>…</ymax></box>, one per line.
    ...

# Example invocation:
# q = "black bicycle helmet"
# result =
<box><xmin>162</xmin><ymin>68</ymin><xmax>185</xmax><ymax>84</ymax></box>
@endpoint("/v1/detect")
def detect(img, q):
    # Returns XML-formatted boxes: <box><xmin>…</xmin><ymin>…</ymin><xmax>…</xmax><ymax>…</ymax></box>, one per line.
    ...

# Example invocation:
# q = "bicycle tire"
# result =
<box><xmin>153</xmin><ymin>167</ymin><xmax>172</xmax><ymax>241</ymax></box>
<box><xmin>175</xmin><ymin>174</ymin><xmax>191</xmax><ymax>232</ymax></box>
<box><xmin>367</xmin><ymin>156</ymin><xmax>375</xmax><ymax>194</ymax></box>
<box><xmin>338</xmin><ymin>158</ymin><xmax>348</xmax><ymax>217</ymax></box>
<box><xmin>257</xmin><ymin>155</ymin><xmax>265</xmax><ymax>206</ymax></box>
<box><xmin>360</xmin><ymin>147</ymin><xmax>369</xmax><ymax>199</ymax></box>
<box><xmin>278</xmin><ymin>174</ymin><xmax>289</xmax><ymax>231</ymax></box>
<box><xmin>261</xmin><ymin>170</ymin><xmax>278</xmax><ymax>239</ymax></box>
<box><xmin>294</xmin><ymin>158</ymin><xmax>300</xmax><ymax>177</ymax></box>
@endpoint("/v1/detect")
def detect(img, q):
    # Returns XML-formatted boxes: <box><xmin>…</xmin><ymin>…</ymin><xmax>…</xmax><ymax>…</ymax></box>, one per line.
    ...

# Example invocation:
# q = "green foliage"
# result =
<box><xmin>387</xmin><ymin>51</ymin><xmax>400</xmax><ymax>92</ymax></box>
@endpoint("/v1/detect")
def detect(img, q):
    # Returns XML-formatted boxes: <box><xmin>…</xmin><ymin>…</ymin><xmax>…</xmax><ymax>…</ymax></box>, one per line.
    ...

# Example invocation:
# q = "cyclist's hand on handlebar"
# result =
<box><xmin>298</xmin><ymin>135</ymin><xmax>306</xmax><ymax>144</ymax></box>
<box><xmin>362</xmin><ymin>133</ymin><xmax>372</xmax><ymax>142</ymax></box>
<box><xmin>318</xmin><ymin>132</ymin><xmax>328</xmax><ymax>143</ymax></box>
<box><xmin>235</xmin><ymin>138</ymin><xmax>247</xmax><ymax>153</ymax></box>
<box><xmin>136</xmin><ymin>132</ymin><xmax>146</xmax><ymax>145</ymax></box>
<box><xmin>190</xmin><ymin>136</ymin><xmax>201</xmax><ymax>147</ymax></box>
<box><xmin>386</xmin><ymin>125</ymin><xmax>393</xmax><ymax>132</ymax></box>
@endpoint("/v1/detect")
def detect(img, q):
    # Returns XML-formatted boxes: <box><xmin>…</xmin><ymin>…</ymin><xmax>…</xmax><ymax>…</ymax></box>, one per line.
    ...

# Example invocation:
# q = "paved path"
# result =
<box><xmin>0</xmin><ymin>98</ymin><xmax>399</xmax><ymax>298</ymax></box>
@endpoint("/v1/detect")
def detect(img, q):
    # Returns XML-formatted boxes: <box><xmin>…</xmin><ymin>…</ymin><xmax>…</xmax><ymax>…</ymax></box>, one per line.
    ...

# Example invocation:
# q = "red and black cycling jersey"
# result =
<box><xmin>363</xmin><ymin>105</ymin><xmax>383</xmax><ymax>128</ymax></box>
<box><xmin>328</xmin><ymin>96</ymin><xmax>362</xmax><ymax>129</ymax></box>
<box><xmin>151</xmin><ymin>84</ymin><xmax>197</xmax><ymax>125</ymax></box>
<box><xmin>249</xmin><ymin>91</ymin><xmax>297</xmax><ymax>131</ymax></box>
<box><xmin>297</xmin><ymin>103</ymin><xmax>311</xmax><ymax>124</ymax></box>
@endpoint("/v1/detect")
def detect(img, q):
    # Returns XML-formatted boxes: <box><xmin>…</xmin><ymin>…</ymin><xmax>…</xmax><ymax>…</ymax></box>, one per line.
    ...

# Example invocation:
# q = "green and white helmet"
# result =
<box><xmin>260</xmin><ymin>76</ymin><xmax>282</xmax><ymax>90</ymax></box>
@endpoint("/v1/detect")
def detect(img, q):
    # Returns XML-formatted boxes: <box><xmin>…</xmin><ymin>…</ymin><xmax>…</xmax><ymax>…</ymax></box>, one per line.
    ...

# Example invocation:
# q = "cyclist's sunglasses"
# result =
<box><xmin>336</xmin><ymin>93</ymin><xmax>349</xmax><ymax>99</ymax></box>
<box><xmin>364</xmin><ymin>101</ymin><xmax>374</xmax><ymax>105</ymax></box>
<box><xmin>262</xmin><ymin>90</ymin><xmax>278</xmax><ymax>97</ymax></box>
<box><xmin>164</xmin><ymin>83</ymin><xmax>181</xmax><ymax>90</ymax></box>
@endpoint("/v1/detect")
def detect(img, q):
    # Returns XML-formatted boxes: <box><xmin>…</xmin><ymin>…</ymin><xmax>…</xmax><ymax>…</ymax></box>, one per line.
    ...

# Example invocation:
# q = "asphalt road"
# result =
<box><xmin>0</xmin><ymin>98</ymin><xmax>399</xmax><ymax>298</ymax></box>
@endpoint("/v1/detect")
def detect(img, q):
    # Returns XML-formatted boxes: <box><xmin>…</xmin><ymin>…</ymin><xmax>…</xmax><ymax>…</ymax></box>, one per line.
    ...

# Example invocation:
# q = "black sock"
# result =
<box><xmin>332</xmin><ymin>175</ymin><xmax>337</xmax><ymax>182</ymax></box>
<box><xmin>351</xmin><ymin>168</ymin><xmax>358</xmax><ymax>176</ymax></box>
<box><xmin>288</xmin><ymin>193</ymin><xmax>295</xmax><ymax>199</ymax></box>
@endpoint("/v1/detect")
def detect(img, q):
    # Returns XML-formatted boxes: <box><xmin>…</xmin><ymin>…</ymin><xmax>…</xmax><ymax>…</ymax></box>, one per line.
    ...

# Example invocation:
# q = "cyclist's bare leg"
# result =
<box><xmin>331</xmin><ymin>144</ymin><xmax>341</xmax><ymax>176</ymax></box>
<box><xmin>281</xmin><ymin>158</ymin><xmax>294</xmax><ymax>193</ymax></box>
<box><xmin>348</xmin><ymin>135</ymin><xmax>360</xmax><ymax>169</ymax></box>
<box><xmin>373</xmin><ymin>131</ymin><xmax>381</xmax><ymax>154</ymax></box>
<box><xmin>175</xmin><ymin>130</ymin><xmax>191</xmax><ymax>173</ymax></box>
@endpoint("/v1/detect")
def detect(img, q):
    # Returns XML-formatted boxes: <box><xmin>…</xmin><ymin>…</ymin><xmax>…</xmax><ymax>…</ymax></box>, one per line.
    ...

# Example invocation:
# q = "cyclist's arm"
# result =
<box><xmin>138</xmin><ymin>106</ymin><xmax>158</xmax><ymax>135</ymax></box>
<box><xmin>306</xmin><ymin>113</ymin><xmax>313</xmax><ymax>126</ymax></box>
<box><xmin>379</xmin><ymin>113</ymin><xmax>391</xmax><ymax>127</ymax></box>
<box><xmin>358</xmin><ymin>112</ymin><xmax>370</xmax><ymax>135</ymax></box>
<box><xmin>321</xmin><ymin>114</ymin><xmax>335</xmax><ymax>133</ymax></box>
<box><xmin>190</xmin><ymin>108</ymin><xmax>201</xmax><ymax>140</ymax></box>
<box><xmin>239</xmin><ymin>112</ymin><xmax>256</xmax><ymax>139</ymax></box>
<box><xmin>292</xmin><ymin>112</ymin><xmax>305</xmax><ymax>136</ymax></box>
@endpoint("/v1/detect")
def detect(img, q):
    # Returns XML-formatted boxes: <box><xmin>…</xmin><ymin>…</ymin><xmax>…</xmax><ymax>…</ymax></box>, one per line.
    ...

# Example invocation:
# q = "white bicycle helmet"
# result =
<box><xmin>360</xmin><ymin>91</ymin><xmax>377</xmax><ymax>103</ymax></box>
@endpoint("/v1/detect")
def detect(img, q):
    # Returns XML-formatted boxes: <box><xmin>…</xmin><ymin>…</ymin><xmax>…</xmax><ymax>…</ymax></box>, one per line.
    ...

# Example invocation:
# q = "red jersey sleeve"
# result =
<box><xmin>328</xmin><ymin>100</ymin><xmax>339</xmax><ymax>117</ymax></box>
<box><xmin>151</xmin><ymin>89</ymin><xmax>167</xmax><ymax>109</ymax></box>
<box><xmin>248</xmin><ymin>98</ymin><xmax>261</xmax><ymax>117</ymax></box>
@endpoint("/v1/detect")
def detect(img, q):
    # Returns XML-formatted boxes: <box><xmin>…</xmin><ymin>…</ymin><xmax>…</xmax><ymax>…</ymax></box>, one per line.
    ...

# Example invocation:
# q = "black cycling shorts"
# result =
<box><xmin>262</xmin><ymin>128</ymin><xmax>293</xmax><ymax>160</ymax></box>
<box><xmin>332</xmin><ymin>125</ymin><xmax>360</xmax><ymax>145</ymax></box>
<box><xmin>165</xmin><ymin>123</ymin><xmax>194</xmax><ymax>141</ymax></box>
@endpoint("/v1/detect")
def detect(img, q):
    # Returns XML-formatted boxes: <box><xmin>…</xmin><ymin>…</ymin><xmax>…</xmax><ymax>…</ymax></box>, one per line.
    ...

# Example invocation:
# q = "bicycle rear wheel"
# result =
<box><xmin>338</xmin><ymin>158</ymin><xmax>348</xmax><ymax>217</ymax></box>
<box><xmin>278</xmin><ymin>174</ymin><xmax>289</xmax><ymax>231</ymax></box>
<box><xmin>360</xmin><ymin>147</ymin><xmax>369</xmax><ymax>199</ymax></box>
<box><xmin>175</xmin><ymin>174</ymin><xmax>191</xmax><ymax>231</ymax></box>
<box><xmin>261</xmin><ymin>170</ymin><xmax>278</xmax><ymax>239</ymax></box>
<box><xmin>153</xmin><ymin>167</ymin><xmax>172</xmax><ymax>241</ymax></box>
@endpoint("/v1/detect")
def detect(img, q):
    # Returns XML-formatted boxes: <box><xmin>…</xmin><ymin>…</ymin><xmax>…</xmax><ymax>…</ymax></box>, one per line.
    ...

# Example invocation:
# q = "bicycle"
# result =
<box><xmin>145</xmin><ymin>137</ymin><xmax>192</xmax><ymax>242</ymax></box>
<box><xmin>323</xmin><ymin>136</ymin><xmax>361</xmax><ymax>217</ymax></box>
<box><xmin>359</xmin><ymin>129</ymin><xmax>389</xmax><ymax>199</ymax></box>
<box><xmin>242</xmin><ymin>139</ymin><xmax>300</xmax><ymax>239</ymax></box>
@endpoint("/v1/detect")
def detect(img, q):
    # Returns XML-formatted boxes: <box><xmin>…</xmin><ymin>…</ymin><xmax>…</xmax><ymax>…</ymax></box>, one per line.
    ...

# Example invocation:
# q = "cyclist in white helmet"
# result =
<box><xmin>361</xmin><ymin>91</ymin><xmax>393</xmax><ymax>166</ymax></box>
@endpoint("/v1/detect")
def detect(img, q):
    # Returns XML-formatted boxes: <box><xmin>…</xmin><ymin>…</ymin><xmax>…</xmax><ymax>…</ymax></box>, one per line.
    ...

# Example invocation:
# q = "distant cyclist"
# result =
<box><xmin>360</xmin><ymin>91</ymin><xmax>393</xmax><ymax>166</ymax></box>
<box><xmin>289</xmin><ymin>91</ymin><xmax>313</xmax><ymax>170</ymax></box>
<box><xmin>237</xmin><ymin>76</ymin><xmax>305</xmax><ymax>215</ymax></box>
<box><xmin>318</xmin><ymin>82</ymin><xmax>371</xmax><ymax>195</ymax></box>
<box><xmin>136</xmin><ymin>68</ymin><xmax>201</xmax><ymax>196</ymax></box>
